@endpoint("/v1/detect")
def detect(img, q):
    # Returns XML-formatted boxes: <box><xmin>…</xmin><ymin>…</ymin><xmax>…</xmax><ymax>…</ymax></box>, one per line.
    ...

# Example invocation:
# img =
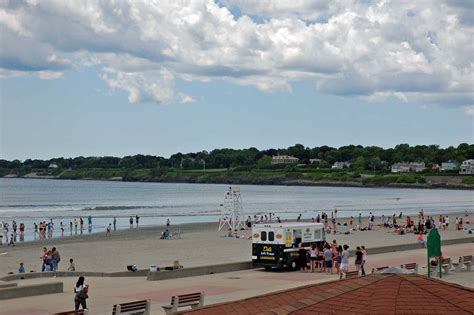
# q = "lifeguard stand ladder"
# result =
<box><xmin>218</xmin><ymin>187</ymin><xmax>245</xmax><ymax>231</ymax></box>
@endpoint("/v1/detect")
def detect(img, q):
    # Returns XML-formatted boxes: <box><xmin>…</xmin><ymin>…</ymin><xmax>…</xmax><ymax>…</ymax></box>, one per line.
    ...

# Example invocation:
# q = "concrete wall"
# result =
<box><xmin>147</xmin><ymin>261</ymin><xmax>254</xmax><ymax>281</ymax></box>
<box><xmin>1</xmin><ymin>270</ymin><xmax>149</xmax><ymax>282</ymax></box>
<box><xmin>0</xmin><ymin>282</ymin><xmax>63</xmax><ymax>300</ymax></box>
<box><xmin>0</xmin><ymin>282</ymin><xmax>17</xmax><ymax>288</ymax></box>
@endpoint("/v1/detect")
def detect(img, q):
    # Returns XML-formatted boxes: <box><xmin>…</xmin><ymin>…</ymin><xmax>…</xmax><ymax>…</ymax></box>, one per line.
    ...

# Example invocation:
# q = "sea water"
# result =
<box><xmin>0</xmin><ymin>178</ymin><xmax>472</xmax><ymax>241</ymax></box>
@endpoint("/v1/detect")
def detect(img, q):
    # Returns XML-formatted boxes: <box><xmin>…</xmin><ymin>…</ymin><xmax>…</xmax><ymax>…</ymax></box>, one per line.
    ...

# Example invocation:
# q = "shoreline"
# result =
<box><xmin>1</xmin><ymin>211</ymin><xmax>472</xmax><ymax>276</ymax></box>
<box><xmin>2</xmin><ymin>175</ymin><xmax>474</xmax><ymax>190</ymax></box>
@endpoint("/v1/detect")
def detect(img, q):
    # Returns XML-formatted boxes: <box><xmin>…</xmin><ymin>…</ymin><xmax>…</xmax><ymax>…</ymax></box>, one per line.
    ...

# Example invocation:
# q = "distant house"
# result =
<box><xmin>410</xmin><ymin>162</ymin><xmax>426</xmax><ymax>172</ymax></box>
<box><xmin>440</xmin><ymin>160</ymin><xmax>460</xmax><ymax>171</ymax></box>
<box><xmin>391</xmin><ymin>163</ymin><xmax>411</xmax><ymax>173</ymax></box>
<box><xmin>460</xmin><ymin>159</ymin><xmax>474</xmax><ymax>174</ymax></box>
<box><xmin>48</xmin><ymin>163</ymin><xmax>59</xmax><ymax>169</ymax></box>
<box><xmin>391</xmin><ymin>162</ymin><xmax>425</xmax><ymax>173</ymax></box>
<box><xmin>431</xmin><ymin>163</ymin><xmax>440</xmax><ymax>170</ymax></box>
<box><xmin>271</xmin><ymin>155</ymin><xmax>299</xmax><ymax>165</ymax></box>
<box><xmin>331</xmin><ymin>161</ymin><xmax>351</xmax><ymax>169</ymax></box>
<box><xmin>309</xmin><ymin>158</ymin><xmax>322</xmax><ymax>164</ymax></box>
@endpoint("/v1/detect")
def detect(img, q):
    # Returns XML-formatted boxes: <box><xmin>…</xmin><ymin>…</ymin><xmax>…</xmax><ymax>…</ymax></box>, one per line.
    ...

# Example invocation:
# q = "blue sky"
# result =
<box><xmin>0</xmin><ymin>1</ymin><xmax>473</xmax><ymax>160</ymax></box>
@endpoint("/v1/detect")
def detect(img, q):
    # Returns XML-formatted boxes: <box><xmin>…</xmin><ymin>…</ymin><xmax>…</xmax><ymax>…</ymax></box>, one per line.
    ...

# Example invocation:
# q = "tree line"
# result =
<box><xmin>1</xmin><ymin>143</ymin><xmax>473</xmax><ymax>172</ymax></box>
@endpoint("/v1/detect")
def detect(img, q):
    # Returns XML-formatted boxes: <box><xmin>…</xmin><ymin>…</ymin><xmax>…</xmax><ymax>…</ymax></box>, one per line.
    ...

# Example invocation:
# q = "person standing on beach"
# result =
<box><xmin>129</xmin><ymin>216</ymin><xmax>133</xmax><ymax>228</ymax></box>
<box><xmin>51</xmin><ymin>247</ymin><xmax>61</xmax><ymax>271</ymax></box>
<box><xmin>88</xmin><ymin>216</ymin><xmax>92</xmax><ymax>229</ymax></box>
<box><xmin>166</xmin><ymin>218</ymin><xmax>170</xmax><ymax>227</ymax></box>
<box><xmin>135</xmin><ymin>215</ymin><xmax>139</xmax><ymax>228</ymax></box>
<box><xmin>106</xmin><ymin>224</ymin><xmax>112</xmax><ymax>236</ymax></box>
<box><xmin>73</xmin><ymin>218</ymin><xmax>78</xmax><ymax>234</ymax></box>
<box><xmin>324</xmin><ymin>245</ymin><xmax>333</xmax><ymax>274</ymax></box>
<box><xmin>445</xmin><ymin>216</ymin><xmax>449</xmax><ymax>229</ymax></box>
<box><xmin>358</xmin><ymin>213</ymin><xmax>362</xmax><ymax>225</ymax></box>
<box><xmin>309</xmin><ymin>243</ymin><xmax>318</xmax><ymax>272</ymax></box>
<box><xmin>69</xmin><ymin>221</ymin><xmax>73</xmax><ymax>235</ymax></box>
<box><xmin>60</xmin><ymin>222</ymin><xmax>65</xmax><ymax>236</ymax></box>
<box><xmin>298</xmin><ymin>243</ymin><xmax>308</xmax><ymax>272</ymax></box>
<box><xmin>113</xmin><ymin>216</ymin><xmax>117</xmax><ymax>231</ymax></box>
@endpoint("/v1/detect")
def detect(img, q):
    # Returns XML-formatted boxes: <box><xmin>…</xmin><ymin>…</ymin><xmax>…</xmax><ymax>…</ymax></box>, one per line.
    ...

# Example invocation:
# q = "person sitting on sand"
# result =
<box><xmin>160</xmin><ymin>229</ymin><xmax>170</xmax><ymax>239</ymax></box>
<box><xmin>68</xmin><ymin>258</ymin><xmax>76</xmax><ymax>271</ymax></box>
<box><xmin>18</xmin><ymin>262</ymin><xmax>25</xmax><ymax>273</ymax></box>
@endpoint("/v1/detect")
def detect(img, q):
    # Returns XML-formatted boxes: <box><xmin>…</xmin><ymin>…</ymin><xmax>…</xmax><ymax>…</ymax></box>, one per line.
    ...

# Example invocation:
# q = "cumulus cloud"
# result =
<box><xmin>0</xmin><ymin>0</ymin><xmax>472</xmax><ymax>106</ymax></box>
<box><xmin>464</xmin><ymin>105</ymin><xmax>474</xmax><ymax>116</ymax></box>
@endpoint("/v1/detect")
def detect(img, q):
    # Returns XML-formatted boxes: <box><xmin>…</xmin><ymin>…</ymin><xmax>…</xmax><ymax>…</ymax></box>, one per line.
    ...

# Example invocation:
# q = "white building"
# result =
<box><xmin>271</xmin><ymin>155</ymin><xmax>299</xmax><ymax>165</ymax></box>
<box><xmin>460</xmin><ymin>159</ymin><xmax>474</xmax><ymax>174</ymax></box>
<box><xmin>391</xmin><ymin>162</ymin><xmax>425</xmax><ymax>173</ymax></box>
<box><xmin>48</xmin><ymin>163</ymin><xmax>59</xmax><ymax>169</ymax></box>
<box><xmin>332</xmin><ymin>161</ymin><xmax>351</xmax><ymax>169</ymax></box>
<box><xmin>410</xmin><ymin>162</ymin><xmax>426</xmax><ymax>172</ymax></box>
<box><xmin>441</xmin><ymin>160</ymin><xmax>460</xmax><ymax>171</ymax></box>
<box><xmin>309</xmin><ymin>158</ymin><xmax>322</xmax><ymax>164</ymax></box>
<box><xmin>391</xmin><ymin>163</ymin><xmax>411</xmax><ymax>173</ymax></box>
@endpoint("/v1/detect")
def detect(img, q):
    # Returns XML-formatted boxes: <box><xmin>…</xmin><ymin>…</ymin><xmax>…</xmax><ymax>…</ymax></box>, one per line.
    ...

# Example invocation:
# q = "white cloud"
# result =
<box><xmin>464</xmin><ymin>105</ymin><xmax>474</xmax><ymax>117</ymax></box>
<box><xmin>0</xmin><ymin>0</ymin><xmax>472</xmax><ymax>107</ymax></box>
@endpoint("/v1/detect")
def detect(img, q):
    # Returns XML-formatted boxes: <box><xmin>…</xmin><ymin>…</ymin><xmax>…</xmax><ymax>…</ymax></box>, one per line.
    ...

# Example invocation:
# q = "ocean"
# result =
<box><xmin>0</xmin><ymin>178</ymin><xmax>472</xmax><ymax>241</ymax></box>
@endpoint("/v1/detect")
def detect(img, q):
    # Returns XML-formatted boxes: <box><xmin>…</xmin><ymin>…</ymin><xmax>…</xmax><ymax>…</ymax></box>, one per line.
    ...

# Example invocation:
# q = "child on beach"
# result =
<box><xmin>106</xmin><ymin>224</ymin><xmax>112</xmax><ymax>236</ymax></box>
<box><xmin>68</xmin><ymin>258</ymin><xmax>76</xmax><ymax>271</ymax></box>
<box><xmin>18</xmin><ymin>262</ymin><xmax>25</xmax><ymax>273</ymax></box>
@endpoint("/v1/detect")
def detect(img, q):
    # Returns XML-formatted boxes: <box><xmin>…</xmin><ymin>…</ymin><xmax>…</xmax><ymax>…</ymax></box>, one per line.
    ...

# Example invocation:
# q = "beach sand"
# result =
<box><xmin>1</xmin><ymin>212</ymin><xmax>472</xmax><ymax>276</ymax></box>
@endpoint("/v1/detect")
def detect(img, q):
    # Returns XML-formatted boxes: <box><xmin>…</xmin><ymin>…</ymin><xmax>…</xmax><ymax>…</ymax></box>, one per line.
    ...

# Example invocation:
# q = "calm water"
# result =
<box><xmin>0</xmin><ymin>178</ymin><xmax>473</xmax><ymax>241</ymax></box>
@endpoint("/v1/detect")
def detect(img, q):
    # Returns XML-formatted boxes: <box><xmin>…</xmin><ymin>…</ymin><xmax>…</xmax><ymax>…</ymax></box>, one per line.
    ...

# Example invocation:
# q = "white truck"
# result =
<box><xmin>251</xmin><ymin>222</ymin><xmax>326</xmax><ymax>270</ymax></box>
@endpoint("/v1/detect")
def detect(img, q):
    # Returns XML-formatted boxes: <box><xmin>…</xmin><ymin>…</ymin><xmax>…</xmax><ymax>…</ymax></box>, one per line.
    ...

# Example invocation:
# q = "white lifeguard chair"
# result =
<box><xmin>218</xmin><ymin>187</ymin><xmax>245</xmax><ymax>231</ymax></box>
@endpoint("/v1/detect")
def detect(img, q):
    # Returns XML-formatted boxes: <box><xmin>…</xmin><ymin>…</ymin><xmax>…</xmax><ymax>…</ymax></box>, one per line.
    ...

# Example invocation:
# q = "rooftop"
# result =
<box><xmin>181</xmin><ymin>274</ymin><xmax>474</xmax><ymax>314</ymax></box>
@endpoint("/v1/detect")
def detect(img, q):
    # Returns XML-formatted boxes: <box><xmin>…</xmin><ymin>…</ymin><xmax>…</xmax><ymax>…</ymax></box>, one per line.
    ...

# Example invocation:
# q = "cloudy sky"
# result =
<box><xmin>1</xmin><ymin>0</ymin><xmax>473</xmax><ymax>160</ymax></box>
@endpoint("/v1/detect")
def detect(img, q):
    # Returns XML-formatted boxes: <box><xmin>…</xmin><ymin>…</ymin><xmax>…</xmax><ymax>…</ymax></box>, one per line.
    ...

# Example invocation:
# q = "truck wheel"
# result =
<box><xmin>288</xmin><ymin>260</ymin><xmax>297</xmax><ymax>271</ymax></box>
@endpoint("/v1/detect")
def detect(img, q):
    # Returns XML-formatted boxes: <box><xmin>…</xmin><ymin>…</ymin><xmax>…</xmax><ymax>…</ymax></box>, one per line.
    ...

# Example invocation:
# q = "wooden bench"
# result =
<box><xmin>430</xmin><ymin>258</ymin><xmax>452</xmax><ymax>276</ymax></box>
<box><xmin>53</xmin><ymin>310</ymin><xmax>88</xmax><ymax>315</ymax></box>
<box><xmin>162</xmin><ymin>292</ymin><xmax>204</xmax><ymax>314</ymax></box>
<box><xmin>112</xmin><ymin>299</ymin><xmax>151</xmax><ymax>315</ymax></box>
<box><xmin>452</xmin><ymin>255</ymin><xmax>472</xmax><ymax>272</ymax></box>
<box><xmin>401</xmin><ymin>262</ymin><xmax>418</xmax><ymax>273</ymax></box>
<box><xmin>371</xmin><ymin>266</ymin><xmax>389</xmax><ymax>274</ymax></box>
<box><xmin>340</xmin><ymin>270</ymin><xmax>359</xmax><ymax>280</ymax></box>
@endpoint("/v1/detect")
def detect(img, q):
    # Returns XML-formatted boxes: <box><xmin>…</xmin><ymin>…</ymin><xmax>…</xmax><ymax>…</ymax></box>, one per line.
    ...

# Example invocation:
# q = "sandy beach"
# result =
<box><xmin>1</xmin><ymin>212</ymin><xmax>472</xmax><ymax>276</ymax></box>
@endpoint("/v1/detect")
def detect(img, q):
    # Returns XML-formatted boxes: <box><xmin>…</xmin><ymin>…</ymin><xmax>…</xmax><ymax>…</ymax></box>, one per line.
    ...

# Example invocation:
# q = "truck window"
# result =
<box><xmin>314</xmin><ymin>229</ymin><xmax>321</xmax><ymax>239</ymax></box>
<box><xmin>261</xmin><ymin>231</ymin><xmax>267</xmax><ymax>241</ymax></box>
<box><xmin>268</xmin><ymin>231</ymin><xmax>274</xmax><ymax>241</ymax></box>
<box><xmin>293</xmin><ymin>229</ymin><xmax>302</xmax><ymax>244</ymax></box>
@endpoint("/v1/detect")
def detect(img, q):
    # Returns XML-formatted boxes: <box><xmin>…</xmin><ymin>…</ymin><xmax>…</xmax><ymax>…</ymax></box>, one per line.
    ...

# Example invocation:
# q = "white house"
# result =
<box><xmin>460</xmin><ymin>159</ymin><xmax>474</xmax><ymax>174</ymax></box>
<box><xmin>332</xmin><ymin>161</ymin><xmax>351</xmax><ymax>169</ymax></box>
<box><xmin>309</xmin><ymin>158</ymin><xmax>322</xmax><ymax>164</ymax></box>
<box><xmin>48</xmin><ymin>163</ymin><xmax>59</xmax><ymax>169</ymax></box>
<box><xmin>409</xmin><ymin>162</ymin><xmax>426</xmax><ymax>172</ymax></box>
<box><xmin>391</xmin><ymin>163</ymin><xmax>411</xmax><ymax>173</ymax></box>
<box><xmin>271</xmin><ymin>155</ymin><xmax>299</xmax><ymax>165</ymax></box>
<box><xmin>441</xmin><ymin>160</ymin><xmax>460</xmax><ymax>171</ymax></box>
<box><xmin>391</xmin><ymin>162</ymin><xmax>425</xmax><ymax>173</ymax></box>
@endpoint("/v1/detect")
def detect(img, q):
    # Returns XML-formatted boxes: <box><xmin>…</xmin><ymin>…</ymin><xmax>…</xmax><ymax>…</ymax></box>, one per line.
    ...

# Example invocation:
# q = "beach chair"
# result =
<box><xmin>340</xmin><ymin>270</ymin><xmax>359</xmax><ymax>280</ymax></box>
<box><xmin>452</xmin><ymin>255</ymin><xmax>472</xmax><ymax>272</ymax></box>
<box><xmin>112</xmin><ymin>299</ymin><xmax>151</xmax><ymax>315</ymax></box>
<box><xmin>162</xmin><ymin>292</ymin><xmax>204</xmax><ymax>314</ymax></box>
<box><xmin>401</xmin><ymin>262</ymin><xmax>418</xmax><ymax>273</ymax></box>
<box><xmin>429</xmin><ymin>258</ymin><xmax>452</xmax><ymax>276</ymax></box>
<box><xmin>371</xmin><ymin>266</ymin><xmax>389</xmax><ymax>274</ymax></box>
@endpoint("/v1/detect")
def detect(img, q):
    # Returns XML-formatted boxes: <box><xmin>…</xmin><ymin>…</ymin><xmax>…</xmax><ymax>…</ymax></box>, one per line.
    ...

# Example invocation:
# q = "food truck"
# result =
<box><xmin>251</xmin><ymin>222</ymin><xmax>325</xmax><ymax>270</ymax></box>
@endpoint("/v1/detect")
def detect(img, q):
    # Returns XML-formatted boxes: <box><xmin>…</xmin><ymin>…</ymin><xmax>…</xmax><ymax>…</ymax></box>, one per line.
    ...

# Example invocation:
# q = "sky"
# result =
<box><xmin>0</xmin><ymin>0</ymin><xmax>473</xmax><ymax>161</ymax></box>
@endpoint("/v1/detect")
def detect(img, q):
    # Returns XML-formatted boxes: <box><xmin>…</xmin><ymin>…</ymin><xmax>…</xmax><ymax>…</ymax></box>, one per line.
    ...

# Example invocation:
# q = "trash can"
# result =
<box><xmin>149</xmin><ymin>265</ymin><xmax>157</xmax><ymax>272</ymax></box>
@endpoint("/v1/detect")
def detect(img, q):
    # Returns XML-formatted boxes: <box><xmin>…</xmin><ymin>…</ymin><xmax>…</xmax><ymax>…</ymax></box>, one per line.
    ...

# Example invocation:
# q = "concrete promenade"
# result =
<box><xmin>0</xmin><ymin>243</ymin><xmax>472</xmax><ymax>315</ymax></box>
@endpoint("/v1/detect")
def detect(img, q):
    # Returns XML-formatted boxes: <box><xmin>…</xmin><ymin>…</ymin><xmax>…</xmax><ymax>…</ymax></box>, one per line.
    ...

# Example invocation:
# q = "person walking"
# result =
<box><xmin>113</xmin><ymin>216</ymin><xmax>117</xmax><ymax>231</ymax></box>
<box><xmin>74</xmin><ymin>276</ymin><xmax>89</xmax><ymax>310</ymax></box>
